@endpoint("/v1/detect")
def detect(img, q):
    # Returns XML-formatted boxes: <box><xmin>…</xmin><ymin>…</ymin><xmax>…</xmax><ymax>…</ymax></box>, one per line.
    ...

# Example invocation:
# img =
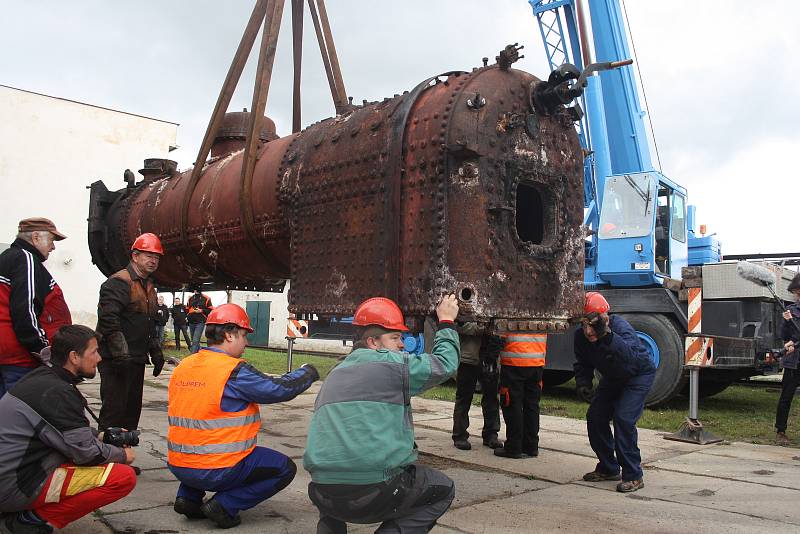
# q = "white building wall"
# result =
<box><xmin>0</xmin><ymin>86</ymin><xmax>178</xmax><ymax>326</ymax></box>
<box><xmin>229</xmin><ymin>284</ymin><xmax>349</xmax><ymax>355</ymax></box>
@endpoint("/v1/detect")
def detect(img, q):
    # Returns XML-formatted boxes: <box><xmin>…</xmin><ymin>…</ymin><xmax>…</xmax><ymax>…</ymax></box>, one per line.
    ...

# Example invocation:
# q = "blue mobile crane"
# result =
<box><xmin>530</xmin><ymin>0</ymin><xmax>786</xmax><ymax>404</ymax></box>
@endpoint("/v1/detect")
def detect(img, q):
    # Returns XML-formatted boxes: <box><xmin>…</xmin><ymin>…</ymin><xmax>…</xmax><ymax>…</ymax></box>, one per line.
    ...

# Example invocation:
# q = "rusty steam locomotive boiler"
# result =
<box><xmin>88</xmin><ymin>48</ymin><xmax>585</xmax><ymax>332</ymax></box>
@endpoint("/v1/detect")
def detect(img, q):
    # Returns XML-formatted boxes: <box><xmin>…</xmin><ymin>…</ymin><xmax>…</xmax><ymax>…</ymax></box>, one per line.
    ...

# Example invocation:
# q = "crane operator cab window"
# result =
<box><xmin>655</xmin><ymin>188</ymin><xmax>671</xmax><ymax>273</ymax></box>
<box><xmin>598</xmin><ymin>173</ymin><xmax>657</xmax><ymax>239</ymax></box>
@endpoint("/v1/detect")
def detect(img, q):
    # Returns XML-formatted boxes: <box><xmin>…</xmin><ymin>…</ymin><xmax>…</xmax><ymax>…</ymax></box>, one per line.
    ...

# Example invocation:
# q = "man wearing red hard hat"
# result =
<box><xmin>573</xmin><ymin>292</ymin><xmax>656</xmax><ymax>493</ymax></box>
<box><xmin>304</xmin><ymin>294</ymin><xmax>460</xmax><ymax>533</ymax></box>
<box><xmin>95</xmin><ymin>233</ymin><xmax>166</xmax><ymax>458</ymax></box>
<box><xmin>166</xmin><ymin>303</ymin><xmax>319</xmax><ymax>528</ymax></box>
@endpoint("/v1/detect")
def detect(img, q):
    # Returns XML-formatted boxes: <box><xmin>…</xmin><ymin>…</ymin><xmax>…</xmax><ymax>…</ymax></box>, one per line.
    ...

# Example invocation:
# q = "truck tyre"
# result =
<box><xmin>618</xmin><ymin>313</ymin><xmax>686</xmax><ymax>407</ymax></box>
<box><xmin>543</xmin><ymin>370</ymin><xmax>574</xmax><ymax>389</ymax></box>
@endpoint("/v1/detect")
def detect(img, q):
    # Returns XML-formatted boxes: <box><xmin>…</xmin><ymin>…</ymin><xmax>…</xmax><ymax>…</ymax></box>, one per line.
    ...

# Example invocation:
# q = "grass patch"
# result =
<box><xmin>164</xmin><ymin>343</ymin><xmax>797</xmax><ymax>447</ymax></box>
<box><xmin>163</xmin><ymin>346</ymin><xmax>339</xmax><ymax>379</ymax></box>
<box><xmin>421</xmin><ymin>378</ymin><xmax>799</xmax><ymax>447</ymax></box>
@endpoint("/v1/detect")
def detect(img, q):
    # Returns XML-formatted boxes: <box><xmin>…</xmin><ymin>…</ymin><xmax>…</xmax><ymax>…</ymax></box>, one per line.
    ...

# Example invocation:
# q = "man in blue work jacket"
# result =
<box><xmin>574</xmin><ymin>292</ymin><xmax>655</xmax><ymax>493</ymax></box>
<box><xmin>167</xmin><ymin>303</ymin><xmax>319</xmax><ymax>528</ymax></box>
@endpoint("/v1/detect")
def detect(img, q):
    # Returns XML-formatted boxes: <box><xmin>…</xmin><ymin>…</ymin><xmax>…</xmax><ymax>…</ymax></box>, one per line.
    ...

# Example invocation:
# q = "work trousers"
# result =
<box><xmin>775</xmin><ymin>367</ymin><xmax>800</xmax><ymax>433</ymax></box>
<box><xmin>173</xmin><ymin>324</ymin><xmax>191</xmax><ymax>349</ymax></box>
<box><xmin>98</xmin><ymin>360</ymin><xmax>146</xmax><ymax>431</ymax></box>
<box><xmin>0</xmin><ymin>364</ymin><xmax>33</xmax><ymax>397</ymax></box>
<box><xmin>188</xmin><ymin>322</ymin><xmax>205</xmax><ymax>354</ymax></box>
<box><xmin>452</xmin><ymin>362</ymin><xmax>500</xmax><ymax>442</ymax></box>
<box><xmin>499</xmin><ymin>365</ymin><xmax>543</xmax><ymax>456</ymax></box>
<box><xmin>587</xmin><ymin>372</ymin><xmax>655</xmax><ymax>481</ymax></box>
<box><xmin>169</xmin><ymin>447</ymin><xmax>297</xmax><ymax>517</ymax></box>
<box><xmin>31</xmin><ymin>462</ymin><xmax>136</xmax><ymax>528</ymax></box>
<box><xmin>310</xmin><ymin>463</ymin><xmax>455</xmax><ymax>534</ymax></box>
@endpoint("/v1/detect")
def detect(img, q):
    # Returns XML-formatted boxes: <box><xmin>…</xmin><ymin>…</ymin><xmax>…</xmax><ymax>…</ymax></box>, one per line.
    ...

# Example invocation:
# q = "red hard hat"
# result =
<box><xmin>353</xmin><ymin>297</ymin><xmax>409</xmax><ymax>332</ymax></box>
<box><xmin>131</xmin><ymin>233</ymin><xmax>164</xmax><ymax>255</ymax></box>
<box><xmin>584</xmin><ymin>292</ymin><xmax>610</xmax><ymax>314</ymax></box>
<box><xmin>207</xmin><ymin>303</ymin><xmax>253</xmax><ymax>332</ymax></box>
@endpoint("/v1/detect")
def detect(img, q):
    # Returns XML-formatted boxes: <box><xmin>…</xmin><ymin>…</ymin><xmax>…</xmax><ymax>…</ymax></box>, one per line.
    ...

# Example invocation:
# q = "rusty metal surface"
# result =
<box><xmin>88</xmin><ymin>59</ymin><xmax>585</xmax><ymax>329</ymax></box>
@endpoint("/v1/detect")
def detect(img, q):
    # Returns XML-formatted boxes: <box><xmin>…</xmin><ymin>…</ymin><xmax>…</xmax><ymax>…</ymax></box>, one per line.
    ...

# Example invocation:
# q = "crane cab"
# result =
<box><xmin>596</xmin><ymin>171</ymin><xmax>688</xmax><ymax>286</ymax></box>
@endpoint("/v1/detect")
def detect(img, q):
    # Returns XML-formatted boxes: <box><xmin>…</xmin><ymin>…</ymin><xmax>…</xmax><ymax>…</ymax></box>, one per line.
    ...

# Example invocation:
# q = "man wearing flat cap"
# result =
<box><xmin>0</xmin><ymin>217</ymin><xmax>72</xmax><ymax>396</ymax></box>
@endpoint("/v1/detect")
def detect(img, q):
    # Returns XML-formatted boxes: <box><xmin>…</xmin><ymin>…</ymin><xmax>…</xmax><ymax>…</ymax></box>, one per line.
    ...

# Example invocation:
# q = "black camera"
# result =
<box><xmin>102</xmin><ymin>427</ymin><xmax>140</xmax><ymax>447</ymax></box>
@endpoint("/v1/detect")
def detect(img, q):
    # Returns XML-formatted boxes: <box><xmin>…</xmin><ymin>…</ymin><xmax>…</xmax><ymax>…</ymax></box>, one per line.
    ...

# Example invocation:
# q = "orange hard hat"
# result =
<box><xmin>584</xmin><ymin>292</ymin><xmax>610</xmax><ymax>314</ymax></box>
<box><xmin>352</xmin><ymin>297</ymin><xmax>409</xmax><ymax>332</ymax></box>
<box><xmin>131</xmin><ymin>233</ymin><xmax>164</xmax><ymax>255</ymax></box>
<box><xmin>207</xmin><ymin>303</ymin><xmax>253</xmax><ymax>332</ymax></box>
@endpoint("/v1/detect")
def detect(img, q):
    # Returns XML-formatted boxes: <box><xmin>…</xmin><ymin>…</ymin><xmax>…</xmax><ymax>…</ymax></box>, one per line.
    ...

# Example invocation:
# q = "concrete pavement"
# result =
<box><xmin>61</xmin><ymin>368</ymin><xmax>800</xmax><ymax>533</ymax></box>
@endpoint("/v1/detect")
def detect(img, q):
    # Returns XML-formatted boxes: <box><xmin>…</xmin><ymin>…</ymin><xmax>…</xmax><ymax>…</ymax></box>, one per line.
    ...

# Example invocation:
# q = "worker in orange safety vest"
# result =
<box><xmin>167</xmin><ymin>303</ymin><xmax>319</xmax><ymax>528</ymax></box>
<box><xmin>493</xmin><ymin>332</ymin><xmax>547</xmax><ymax>459</ymax></box>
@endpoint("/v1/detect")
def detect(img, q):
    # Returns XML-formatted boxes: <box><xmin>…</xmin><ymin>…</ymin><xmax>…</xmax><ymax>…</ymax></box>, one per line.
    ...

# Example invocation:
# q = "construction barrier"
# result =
<box><xmin>287</xmin><ymin>319</ymin><xmax>309</xmax><ymax>338</ymax></box>
<box><xmin>684</xmin><ymin>287</ymin><xmax>713</xmax><ymax>367</ymax></box>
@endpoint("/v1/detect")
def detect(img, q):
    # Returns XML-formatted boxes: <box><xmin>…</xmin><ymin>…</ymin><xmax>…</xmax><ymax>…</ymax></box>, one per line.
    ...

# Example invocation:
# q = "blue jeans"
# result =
<box><xmin>154</xmin><ymin>325</ymin><xmax>165</xmax><ymax>344</ymax></box>
<box><xmin>188</xmin><ymin>322</ymin><xmax>205</xmax><ymax>354</ymax></box>
<box><xmin>174</xmin><ymin>325</ymin><xmax>192</xmax><ymax>350</ymax></box>
<box><xmin>0</xmin><ymin>365</ymin><xmax>34</xmax><ymax>397</ymax></box>
<box><xmin>587</xmin><ymin>372</ymin><xmax>655</xmax><ymax>481</ymax></box>
<box><xmin>169</xmin><ymin>447</ymin><xmax>296</xmax><ymax>516</ymax></box>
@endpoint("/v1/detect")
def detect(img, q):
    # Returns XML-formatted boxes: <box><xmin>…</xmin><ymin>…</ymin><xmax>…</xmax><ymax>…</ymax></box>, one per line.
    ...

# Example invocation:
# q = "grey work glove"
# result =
<box><xmin>107</xmin><ymin>332</ymin><xmax>130</xmax><ymax>366</ymax></box>
<box><xmin>576</xmin><ymin>384</ymin><xmax>595</xmax><ymax>403</ymax></box>
<box><xmin>149</xmin><ymin>341</ymin><xmax>165</xmax><ymax>377</ymax></box>
<box><xmin>32</xmin><ymin>346</ymin><xmax>53</xmax><ymax>367</ymax></box>
<box><xmin>300</xmin><ymin>363</ymin><xmax>320</xmax><ymax>382</ymax></box>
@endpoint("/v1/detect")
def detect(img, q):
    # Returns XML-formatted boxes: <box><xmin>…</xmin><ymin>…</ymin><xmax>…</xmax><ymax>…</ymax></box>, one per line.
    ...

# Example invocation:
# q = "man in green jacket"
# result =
<box><xmin>304</xmin><ymin>294</ymin><xmax>460</xmax><ymax>533</ymax></box>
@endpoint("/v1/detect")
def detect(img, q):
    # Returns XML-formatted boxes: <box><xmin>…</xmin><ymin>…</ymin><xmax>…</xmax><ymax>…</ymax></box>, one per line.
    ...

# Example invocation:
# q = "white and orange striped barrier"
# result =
<box><xmin>287</xmin><ymin>319</ymin><xmax>309</xmax><ymax>338</ymax></box>
<box><xmin>685</xmin><ymin>287</ymin><xmax>713</xmax><ymax>367</ymax></box>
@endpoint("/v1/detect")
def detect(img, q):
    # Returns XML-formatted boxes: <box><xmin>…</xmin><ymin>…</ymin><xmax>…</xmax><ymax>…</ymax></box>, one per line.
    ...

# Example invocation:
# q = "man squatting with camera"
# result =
<box><xmin>0</xmin><ymin>325</ymin><xmax>137</xmax><ymax>533</ymax></box>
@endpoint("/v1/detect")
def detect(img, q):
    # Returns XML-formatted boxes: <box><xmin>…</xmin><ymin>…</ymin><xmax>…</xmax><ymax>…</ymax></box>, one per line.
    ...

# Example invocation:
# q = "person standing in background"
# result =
<box><xmin>171</xmin><ymin>296</ymin><xmax>192</xmax><ymax>350</ymax></box>
<box><xmin>154</xmin><ymin>296</ymin><xmax>169</xmax><ymax>346</ymax></box>
<box><xmin>186</xmin><ymin>288</ymin><xmax>213</xmax><ymax>354</ymax></box>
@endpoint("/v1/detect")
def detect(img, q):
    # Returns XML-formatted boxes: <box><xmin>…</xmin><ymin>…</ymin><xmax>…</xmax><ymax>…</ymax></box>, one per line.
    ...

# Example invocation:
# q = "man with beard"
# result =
<box><xmin>0</xmin><ymin>325</ymin><xmax>136</xmax><ymax>533</ymax></box>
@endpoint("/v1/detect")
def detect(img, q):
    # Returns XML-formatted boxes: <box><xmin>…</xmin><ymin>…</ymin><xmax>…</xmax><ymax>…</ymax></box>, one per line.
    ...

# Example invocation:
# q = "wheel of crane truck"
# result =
<box><xmin>617</xmin><ymin>313</ymin><xmax>686</xmax><ymax>407</ymax></box>
<box><xmin>543</xmin><ymin>370</ymin><xmax>574</xmax><ymax>389</ymax></box>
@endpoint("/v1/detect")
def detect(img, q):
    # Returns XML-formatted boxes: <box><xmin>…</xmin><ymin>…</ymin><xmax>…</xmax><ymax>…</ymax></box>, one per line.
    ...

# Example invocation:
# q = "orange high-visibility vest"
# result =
<box><xmin>167</xmin><ymin>349</ymin><xmax>261</xmax><ymax>469</ymax></box>
<box><xmin>499</xmin><ymin>333</ymin><xmax>547</xmax><ymax>367</ymax></box>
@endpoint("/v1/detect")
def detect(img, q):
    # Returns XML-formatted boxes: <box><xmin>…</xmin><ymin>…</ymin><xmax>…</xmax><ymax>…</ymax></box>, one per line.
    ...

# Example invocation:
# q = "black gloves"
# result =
<box><xmin>586</xmin><ymin>313</ymin><xmax>609</xmax><ymax>338</ymax></box>
<box><xmin>479</xmin><ymin>334</ymin><xmax>504</xmax><ymax>377</ymax></box>
<box><xmin>149</xmin><ymin>340</ymin><xmax>165</xmax><ymax>377</ymax></box>
<box><xmin>300</xmin><ymin>363</ymin><xmax>320</xmax><ymax>382</ymax></box>
<box><xmin>576</xmin><ymin>384</ymin><xmax>595</xmax><ymax>403</ymax></box>
<box><xmin>107</xmin><ymin>332</ymin><xmax>130</xmax><ymax>366</ymax></box>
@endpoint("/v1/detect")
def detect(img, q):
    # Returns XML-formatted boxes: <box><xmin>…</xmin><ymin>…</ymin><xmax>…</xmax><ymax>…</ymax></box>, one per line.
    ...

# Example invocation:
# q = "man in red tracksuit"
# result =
<box><xmin>0</xmin><ymin>217</ymin><xmax>72</xmax><ymax>396</ymax></box>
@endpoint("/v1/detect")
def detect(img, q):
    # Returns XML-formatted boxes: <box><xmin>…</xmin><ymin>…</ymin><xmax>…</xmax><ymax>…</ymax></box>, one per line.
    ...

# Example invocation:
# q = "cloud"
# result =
<box><xmin>2</xmin><ymin>0</ymin><xmax>798</xmax><ymax>256</ymax></box>
<box><xmin>688</xmin><ymin>135</ymin><xmax>799</xmax><ymax>255</ymax></box>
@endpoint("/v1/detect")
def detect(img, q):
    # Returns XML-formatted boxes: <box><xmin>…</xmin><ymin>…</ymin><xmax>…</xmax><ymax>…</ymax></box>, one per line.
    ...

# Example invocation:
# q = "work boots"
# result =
<box><xmin>482</xmin><ymin>436</ymin><xmax>503</xmax><ymax>449</ymax></box>
<box><xmin>616</xmin><ymin>479</ymin><xmax>645</xmax><ymax>493</ymax></box>
<box><xmin>453</xmin><ymin>439</ymin><xmax>471</xmax><ymax>450</ymax></box>
<box><xmin>493</xmin><ymin>447</ymin><xmax>528</xmax><ymax>459</ymax></box>
<box><xmin>0</xmin><ymin>514</ymin><xmax>53</xmax><ymax>534</ymax></box>
<box><xmin>776</xmin><ymin>431</ymin><xmax>791</xmax><ymax>446</ymax></box>
<box><xmin>201</xmin><ymin>498</ymin><xmax>241</xmax><ymax>529</ymax></box>
<box><xmin>173</xmin><ymin>497</ymin><xmax>205</xmax><ymax>519</ymax></box>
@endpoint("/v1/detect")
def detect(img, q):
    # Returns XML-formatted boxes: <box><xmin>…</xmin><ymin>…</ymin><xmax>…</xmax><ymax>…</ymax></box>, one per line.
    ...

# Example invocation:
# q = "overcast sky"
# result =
<box><xmin>2</xmin><ymin>0</ymin><xmax>798</xmax><ymax>256</ymax></box>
